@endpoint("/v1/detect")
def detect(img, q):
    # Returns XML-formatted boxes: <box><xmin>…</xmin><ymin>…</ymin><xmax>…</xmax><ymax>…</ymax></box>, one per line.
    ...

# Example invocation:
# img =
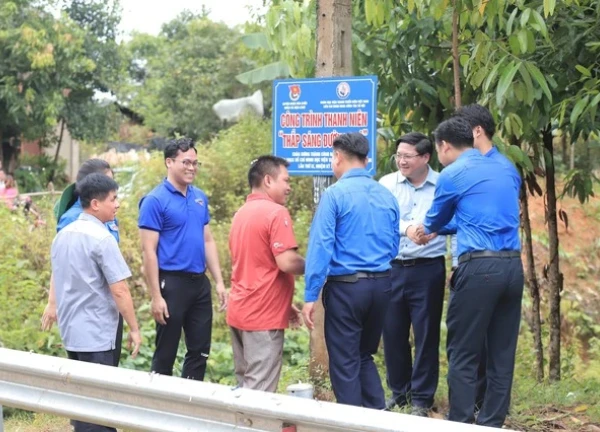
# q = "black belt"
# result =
<box><xmin>159</xmin><ymin>270</ymin><xmax>205</xmax><ymax>279</ymax></box>
<box><xmin>458</xmin><ymin>250</ymin><xmax>520</xmax><ymax>265</ymax></box>
<box><xmin>327</xmin><ymin>270</ymin><xmax>391</xmax><ymax>283</ymax></box>
<box><xmin>392</xmin><ymin>256</ymin><xmax>444</xmax><ymax>267</ymax></box>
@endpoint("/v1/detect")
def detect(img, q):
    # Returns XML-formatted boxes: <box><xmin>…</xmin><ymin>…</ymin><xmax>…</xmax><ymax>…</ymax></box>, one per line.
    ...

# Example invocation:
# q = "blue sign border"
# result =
<box><xmin>272</xmin><ymin>76</ymin><xmax>378</xmax><ymax>176</ymax></box>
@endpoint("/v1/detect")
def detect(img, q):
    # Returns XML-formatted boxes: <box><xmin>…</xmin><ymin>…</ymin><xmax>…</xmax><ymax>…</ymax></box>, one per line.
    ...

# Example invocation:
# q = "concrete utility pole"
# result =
<box><xmin>310</xmin><ymin>0</ymin><xmax>353</xmax><ymax>398</ymax></box>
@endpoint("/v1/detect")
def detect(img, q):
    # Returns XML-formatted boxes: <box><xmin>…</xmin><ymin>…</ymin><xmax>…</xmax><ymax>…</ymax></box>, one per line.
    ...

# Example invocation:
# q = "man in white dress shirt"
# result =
<box><xmin>379</xmin><ymin>132</ymin><xmax>451</xmax><ymax>417</ymax></box>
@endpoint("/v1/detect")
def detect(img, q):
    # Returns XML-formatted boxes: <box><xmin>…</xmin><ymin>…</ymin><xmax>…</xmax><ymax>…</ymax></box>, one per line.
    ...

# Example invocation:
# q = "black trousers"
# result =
<box><xmin>114</xmin><ymin>315</ymin><xmax>123</xmax><ymax>367</ymax></box>
<box><xmin>446</xmin><ymin>256</ymin><xmax>524</xmax><ymax>428</ymax></box>
<box><xmin>323</xmin><ymin>277</ymin><xmax>391</xmax><ymax>409</ymax></box>
<box><xmin>383</xmin><ymin>257</ymin><xmax>445</xmax><ymax>408</ymax></box>
<box><xmin>152</xmin><ymin>272</ymin><xmax>212</xmax><ymax>380</ymax></box>
<box><xmin>66</xmin><ymin>350</ymin><xmax>117</xmax><ymax>432</ymax></box>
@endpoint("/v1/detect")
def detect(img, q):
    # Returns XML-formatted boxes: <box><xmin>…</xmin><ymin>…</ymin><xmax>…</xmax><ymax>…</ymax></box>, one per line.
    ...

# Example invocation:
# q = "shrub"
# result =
<box><xmin>14</xmin><ymin>154</ymin><xmax>70</xmax><ymax>193</ymax></box>
<box><xmin>0</xmin><ymin>117</ymin><xmax>315</xmax><ymax>384</ymax></box>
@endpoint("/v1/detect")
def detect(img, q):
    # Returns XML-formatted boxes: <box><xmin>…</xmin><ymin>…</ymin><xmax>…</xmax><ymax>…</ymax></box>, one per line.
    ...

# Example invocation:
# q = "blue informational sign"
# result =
<box><xmin>272</xmin><ymin>76</ymin><xmax>378</xmax><ymax>176</ymax></box>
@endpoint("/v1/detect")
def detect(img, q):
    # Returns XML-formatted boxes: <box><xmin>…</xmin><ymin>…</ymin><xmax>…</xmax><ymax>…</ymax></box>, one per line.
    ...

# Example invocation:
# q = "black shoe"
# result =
<box><xmin>411</xmin><ymin>406</ymin><xmax>429</xmax><ymax>417</ymax></box>
<box><xmin>384</xmin><ymin>396</ymin><xmax>408</xmax><ymax>411</ymax></box>
<box><xmin>384</xmin><ymin>397</ymin><xmax>397</xmax><ymax>411</ymax></box>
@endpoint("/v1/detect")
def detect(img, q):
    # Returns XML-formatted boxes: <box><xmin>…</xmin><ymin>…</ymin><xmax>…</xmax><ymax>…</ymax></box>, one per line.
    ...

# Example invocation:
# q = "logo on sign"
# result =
<box><xmin>289</xmin><ymin>85</ymin><xmax>301</xmax><ymax>101</ymax></box>
<box><xmin>336</xmin><ymin>82</ymin><xmax>350</xmax><ymax>99</ymax></box>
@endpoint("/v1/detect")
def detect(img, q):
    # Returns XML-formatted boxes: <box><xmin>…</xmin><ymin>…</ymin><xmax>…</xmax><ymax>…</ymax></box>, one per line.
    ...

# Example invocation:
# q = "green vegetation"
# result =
<box><xmin>1</xmin><ymin>117</ymin><xmax>600</xmax><ymax>431</ymax></box>
<box><xmin>2</xmin><ymin>0</ymin><xmax>600</xmax><ymax>429</ymax></box>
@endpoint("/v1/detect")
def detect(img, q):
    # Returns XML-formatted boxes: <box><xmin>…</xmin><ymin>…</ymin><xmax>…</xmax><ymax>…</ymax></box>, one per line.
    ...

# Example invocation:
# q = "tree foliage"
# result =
<box><xmin>0</xmin><ymin>0</ymin><xmax>125</xmax><ymax>165</ymax></box>
<box><xmin>257</xmin><ymin>0</ymin><xmax>600</xmax><ymax>382</ymax></box>
<box><xmin>0</xmin><ymin>0</ymin><xmax>96</xmax><ymax>142</ymax></box>
<box><xmin>117</xmin><ymin>11</ymin><xmax>255</xmax><ymax>141</ymax></box>
<box><xmin>237</xmin><ymin>0</ymin><xmax>315</xmax><ymax>84</ymax></box>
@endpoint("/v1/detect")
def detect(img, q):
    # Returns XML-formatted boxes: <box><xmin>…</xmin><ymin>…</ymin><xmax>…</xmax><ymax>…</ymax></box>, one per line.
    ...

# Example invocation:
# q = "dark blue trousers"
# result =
<box><xmin>383</xmin><ymin>258</ymin><xmax>445</xmax><ymax>408</ymax></box>
<box><xmin>446</xmin><ymin>256</ymin><xmax>524</xmax><ymax>428</ymax></box>
<box><xmin>323</xmin><ymin>277</ymin><xmax>391</xmax><ymax>409</ymax></box>
<box><xmin>476</xmin><ymin>342</ymin><xmax>487</xmax><ymax>411</ymax></box>
<box><xmin>66</xmin><ymin>350</ymin><xmax>117</xmax><ymax>432</ymax></box>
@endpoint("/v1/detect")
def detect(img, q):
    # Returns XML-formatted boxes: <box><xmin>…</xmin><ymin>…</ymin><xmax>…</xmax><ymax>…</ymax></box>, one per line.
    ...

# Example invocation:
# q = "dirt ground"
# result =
<box><xmin>526</xmin><ymin>190</ymin><xmax>600</xmax><ymax>323</ymax></box>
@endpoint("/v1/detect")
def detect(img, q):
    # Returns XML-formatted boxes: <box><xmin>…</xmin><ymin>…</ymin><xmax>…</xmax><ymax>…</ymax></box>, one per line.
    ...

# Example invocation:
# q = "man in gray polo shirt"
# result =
<box><xmin>51</xmin><ymin>173</ymin><xmax>141</xmax><ymax>432</ymax></box>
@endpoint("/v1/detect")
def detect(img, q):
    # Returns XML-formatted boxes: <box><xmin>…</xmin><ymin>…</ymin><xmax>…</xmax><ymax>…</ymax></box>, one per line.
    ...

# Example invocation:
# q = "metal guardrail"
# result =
<box><xmin>20</xmin><ymin>190</ymin><xmax>63</xmax><ymax>197</ymax></box>
<box><xmin>0</xmin><ymin>348</ymin><xmax>511</xmax><ymax>432</ymax></box>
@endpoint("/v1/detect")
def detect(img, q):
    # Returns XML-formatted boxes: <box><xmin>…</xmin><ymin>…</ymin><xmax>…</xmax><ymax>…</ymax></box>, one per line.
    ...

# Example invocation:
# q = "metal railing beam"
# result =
<box><xmin>0</xmin><ymin>348</ymin><xmax>511</xmax><ymax>432</ymax></box>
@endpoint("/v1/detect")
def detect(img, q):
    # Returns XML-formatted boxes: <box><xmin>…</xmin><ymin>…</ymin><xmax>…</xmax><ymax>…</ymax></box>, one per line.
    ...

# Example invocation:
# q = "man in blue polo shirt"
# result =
<box><xmin>454</xmin><ymin>103</ymin><xmax>521</xmax><ymax>415</ymax></box>
<box><xmin>138</xmin><ymin>137</ymin><xmax>227</xmax><ymax>381</ymax></box>
<box><xmin>302</xmin><ymin>132</ymin><xmax>400</xmax><ymax>409</ymax></box>
<box><xmin>418</xmin><ymin>118</ymin><xmax>523</xmax><ymax>428</ymax></box>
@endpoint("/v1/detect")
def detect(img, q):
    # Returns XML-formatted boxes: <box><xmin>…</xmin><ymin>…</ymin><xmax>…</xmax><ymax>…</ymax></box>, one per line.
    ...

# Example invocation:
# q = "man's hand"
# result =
<box><xmin>128</xmin><ymin>330</ymin><xmax>142</xmax><ymax>359</ymax></box>
<box><xmin>447</xmin><ymin>266</ymin><xmax>457</xmax><ymax>287</ymax></box>
<box><xmin>41</xmin><ymin>302</ymin><xmax>57</xmax><ymax>331</ymax></box>
<box><xmin>289</xmin><ymin>304</ymin><xmax>303</xmax><ymax>329</ymax></box>
<box><xmin>407</xmin><ymin>224</ymin><xmax>438</xmax><ymax>245</ymax></box>
<box><xmin>215</xmin><ymin>281</ymin><xmax>228</xmax><ymax>312</ymax></box>
<box><xmin>302</xmin><ymin>302</ymin><xmax>316</xmax><ymax>330</ymax></box>
<box><xmin>151</xmin><ymin>296</ymin><xmax>169</xmax><ymax>325</ymax></box>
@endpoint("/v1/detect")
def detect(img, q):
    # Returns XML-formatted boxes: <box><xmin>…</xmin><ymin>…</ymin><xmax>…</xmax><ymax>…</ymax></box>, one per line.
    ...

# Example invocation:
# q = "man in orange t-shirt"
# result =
<box><xmin>227</xmin><ymin>155</ymin><xmax>305</xmax><ymax>392</ymax></box>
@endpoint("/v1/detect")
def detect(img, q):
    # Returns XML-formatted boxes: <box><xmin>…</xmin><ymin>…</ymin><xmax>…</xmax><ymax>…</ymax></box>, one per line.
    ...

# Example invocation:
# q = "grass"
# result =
<box><xmin>4</xmin><ymin>411</ymin><xmax>70</xmax><ymax>432</ymax></box>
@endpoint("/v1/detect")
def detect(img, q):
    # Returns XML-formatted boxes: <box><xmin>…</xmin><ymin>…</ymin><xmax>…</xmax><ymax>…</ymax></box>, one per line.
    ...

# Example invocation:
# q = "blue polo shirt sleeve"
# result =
<box><xmin>138</xmin><ymin>195</ymin><xmax>163</xmax><ymax>231</ymax></box>
<box><xmin>199</xmin><ymin>190</ymin><xmax>210</xmax><ymax>225</ymax></box>
<box><xmin>304</xmin><ymin>188</ymin><xmax>337</xmax><ymax>302</ymax></box>
<box><xmin>423</xmin><ymin>170</ymin><xmax>459</xmax><ymax>234</ymax></box>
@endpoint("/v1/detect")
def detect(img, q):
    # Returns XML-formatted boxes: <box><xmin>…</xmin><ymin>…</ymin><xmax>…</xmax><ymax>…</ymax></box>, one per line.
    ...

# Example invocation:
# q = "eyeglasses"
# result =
<box><xmin>395</xmin><ymin>153</ymin><xmax>421</xmax><ymax>161</ymax></box>
<box><xmin>170</xmin><ymin>158</ymin><xmax>200</xmax><ymax>169</ymax></box>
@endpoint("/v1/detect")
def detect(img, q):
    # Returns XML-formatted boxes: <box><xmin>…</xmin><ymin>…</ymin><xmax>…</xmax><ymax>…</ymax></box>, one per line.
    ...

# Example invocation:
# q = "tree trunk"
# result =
<box><xmin>561</xmin><ymin>133</ymin><xmax>568</xmax><ymax>166</ymax></box>
<box><xmin>520</xmin><ymin>180</ymin><xmax>544</xmax><ymax>381</ymax></box>
<box><xmin>310</xmin><ymin>0</ymin><xmax>353</xmax><ymax>399</ymax></box>
<box><xmin>0</xmin><ymin>130</ymin><xmax>3</xmax><ymax>171</ymax></box>
<box><xmin>451</xmin><ymin>0</ymin><xmax>462</xmax><ymax>108</ymax></box>
<box><xmin>49</xmin><ymin>118</ymin><xmax>66</xmax><ymax>183</ymax></box>
<box><xmin>543</xmin><ymin>126</ymin><xmax>563</xmax><ymax>381</ymax></box>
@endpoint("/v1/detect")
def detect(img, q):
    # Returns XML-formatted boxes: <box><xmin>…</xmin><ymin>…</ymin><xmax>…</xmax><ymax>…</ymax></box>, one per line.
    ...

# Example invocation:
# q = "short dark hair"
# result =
<box><xmin>248</xmin><ymin>155</ymin><xmax>290</xmax><ymax>189</ymax></box>
<box><xmin>433</xmin><ymin>118</ymin><xmax>474</xmax><ymax>149</ymax></box>
<box><xmin>454</xmin><ymin>104</ymin><xmax>495</xmax><ymax>140</ymax></box>
<box><xmin>77</xmin><ymin>173</ymin><xmax>119</xmax><ymax>209</ymax></box>
<box><xmin>76</xmin><ymin>159</ymin><xmax>112</xmax><ymax>182</ymax></box>
<box><xmin>164</xmin><ymin>137</ymin><xmax>197</xmax><ymax>160</ymax></box>
<box><xmin>396</xmin><ymin>132</ymin><xmax>433</xmax><ymax>156</ymax></box>
<box><xmin>333</xmin><ymin>133</ymin><xmax>369</xmax><ymax>160</ymax></box>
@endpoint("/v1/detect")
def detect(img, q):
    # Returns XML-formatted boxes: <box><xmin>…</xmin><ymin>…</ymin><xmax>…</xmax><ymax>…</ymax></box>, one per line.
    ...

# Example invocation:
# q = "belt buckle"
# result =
<box><xmin>403</xmin><ymin>259</ymin><xmax>416</xmax><ymax>267</ymax></box>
